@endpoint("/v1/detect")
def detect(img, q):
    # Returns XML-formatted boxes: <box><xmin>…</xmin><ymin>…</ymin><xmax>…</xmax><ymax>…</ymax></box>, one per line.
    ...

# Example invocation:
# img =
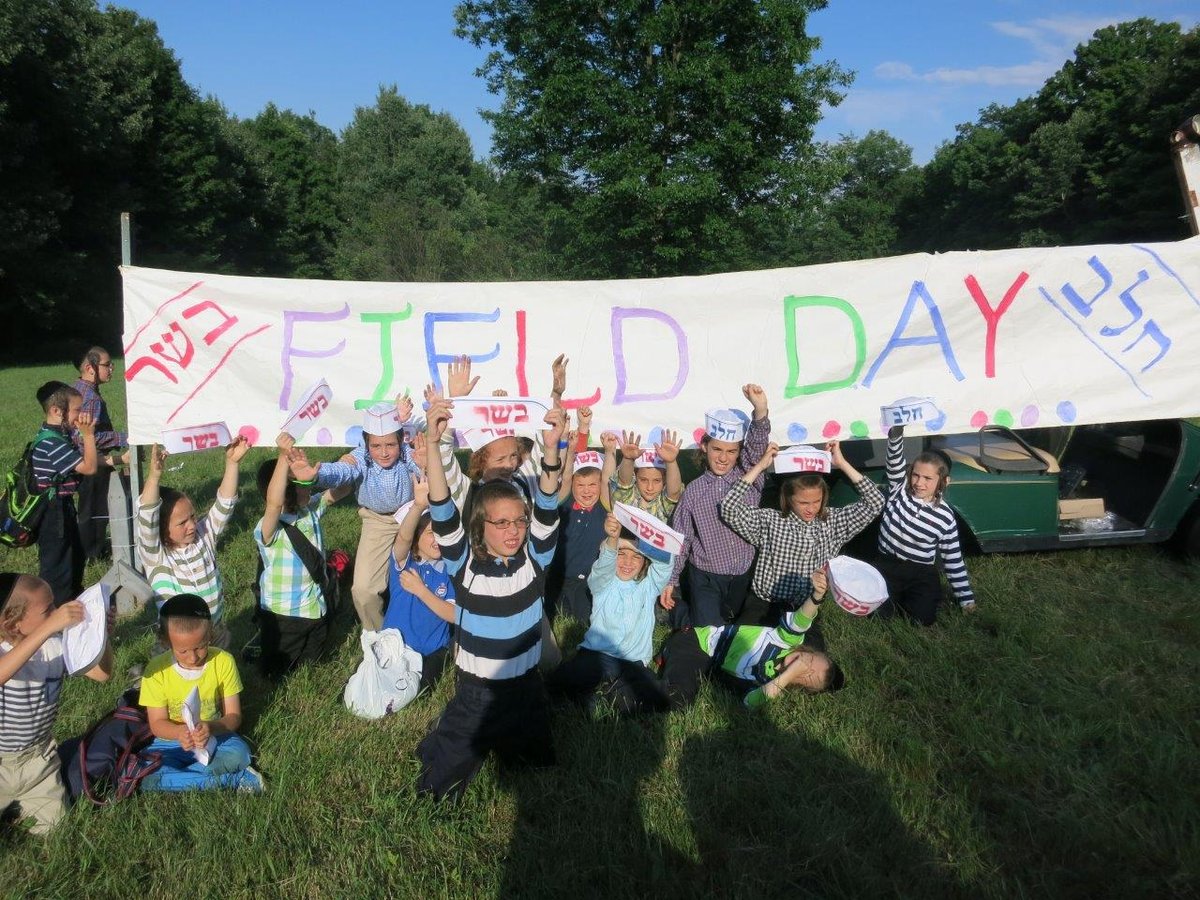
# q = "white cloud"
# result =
<box><xmin>875</xmin><ymin>14</ymin><xmax>1122</xmax><ymax>89</ymax></box>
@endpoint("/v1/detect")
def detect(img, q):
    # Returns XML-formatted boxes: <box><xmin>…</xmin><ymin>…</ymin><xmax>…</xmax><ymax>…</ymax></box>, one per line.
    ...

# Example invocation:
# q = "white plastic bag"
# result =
<box><xmin>343</xmin><ymin>629</ymin><xmax>424</xmax><ymax>719</ymax></box>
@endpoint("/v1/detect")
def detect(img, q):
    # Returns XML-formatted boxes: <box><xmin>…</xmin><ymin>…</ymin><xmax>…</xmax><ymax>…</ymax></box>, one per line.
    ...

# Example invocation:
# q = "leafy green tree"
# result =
<box><xmin>455</xmin><ymin>0</ymin><xmax>850</xmax><ymax>278</ymax></box>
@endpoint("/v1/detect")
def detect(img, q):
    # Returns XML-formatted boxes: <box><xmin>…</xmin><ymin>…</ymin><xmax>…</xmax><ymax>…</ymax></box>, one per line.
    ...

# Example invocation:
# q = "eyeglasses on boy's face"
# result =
<box><xmin>484</xmin><ymin>516</ymin><xmax>530</xmax><ymax>531</ymax></box>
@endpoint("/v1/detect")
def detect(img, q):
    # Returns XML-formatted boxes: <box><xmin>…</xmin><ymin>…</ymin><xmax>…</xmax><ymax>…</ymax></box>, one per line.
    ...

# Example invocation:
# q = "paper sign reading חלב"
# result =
<box><xmin>282</xmin><ymin>379</ymin><xmax>333</xmax><ymax>439</ymax></box>
<box><xmin>880</xmin><ymin>397</ymin><xmax>941</xmax><ymax>430</ymax></box>
<box><xmin>161</xmin><ymin>422</ymin><xmax>232</xmax><ymax>454</ymax></box>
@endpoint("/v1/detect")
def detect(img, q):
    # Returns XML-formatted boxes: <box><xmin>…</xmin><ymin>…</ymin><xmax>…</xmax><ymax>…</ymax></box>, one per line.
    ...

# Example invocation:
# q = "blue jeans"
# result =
<box><xmin>140</xmin><ymin>732</ymin><xmax>252</xmax><ymax>792</ymax></box>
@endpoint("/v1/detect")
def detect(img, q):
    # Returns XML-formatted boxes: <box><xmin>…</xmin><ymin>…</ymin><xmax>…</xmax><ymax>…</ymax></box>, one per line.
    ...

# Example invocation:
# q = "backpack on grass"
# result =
<box><xmin>59</xmin><ymin>689</ymin><xmax>162</xmax><ymax>806</ymax></box>
<box><xmin>0</xmin><ymin>428</ymin><xmax>65</xmax><ymax>549</ymax></box>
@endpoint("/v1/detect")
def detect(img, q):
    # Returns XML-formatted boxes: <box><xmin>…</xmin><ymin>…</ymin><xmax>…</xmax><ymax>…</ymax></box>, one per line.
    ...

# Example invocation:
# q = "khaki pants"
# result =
<box><xmin>0</xmin><ymin>739</ymin><xmax>66</xmax><ymax>835</ymax></box>
<box><xmin>354</xmin><ymin>508</ymin><xmax>401</xmax><ymax>631</ymax></box>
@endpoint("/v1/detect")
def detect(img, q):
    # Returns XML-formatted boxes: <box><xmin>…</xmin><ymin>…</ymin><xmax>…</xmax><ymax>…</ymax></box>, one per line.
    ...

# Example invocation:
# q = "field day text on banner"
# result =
<box><xmin>120</xmin><ymin>238</ymin><xmax>1200</xmax><ymax>448</ymax></box>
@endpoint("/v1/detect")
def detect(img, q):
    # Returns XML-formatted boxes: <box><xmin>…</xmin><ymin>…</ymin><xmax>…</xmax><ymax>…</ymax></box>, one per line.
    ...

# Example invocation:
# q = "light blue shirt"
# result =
<box><xmin>313</xmin><ymin>443</ymin><xmax>422</xmax><ymax>515</ymax></box>
<box><xmin>581</xmin><ymin>545</ymin><xmax>673</xmax><ymax>664</ymax></box>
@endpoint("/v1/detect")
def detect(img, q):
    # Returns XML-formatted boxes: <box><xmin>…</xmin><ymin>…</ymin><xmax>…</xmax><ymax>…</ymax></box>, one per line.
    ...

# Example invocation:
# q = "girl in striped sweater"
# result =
<box><xmin>875</xmin><ymin>425</ymin><xmax>976</xmax><ymax>625</ymax></box>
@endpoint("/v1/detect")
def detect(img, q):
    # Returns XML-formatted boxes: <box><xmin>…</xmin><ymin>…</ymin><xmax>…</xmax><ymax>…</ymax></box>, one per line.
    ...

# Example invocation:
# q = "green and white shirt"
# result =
<box><xmin>137</xmin><ymin>494</ymin><xmax>237</xmax><ymax>624</ymax></box>
<box><xmin>695</xmin><ymin>606</ymin><xmax>817</xmax><ymax>685</ymax></box>
<box><xmin>254</xmin><ymin>495</ymin><xmax>330</xmax><ymax>619</ymax></box>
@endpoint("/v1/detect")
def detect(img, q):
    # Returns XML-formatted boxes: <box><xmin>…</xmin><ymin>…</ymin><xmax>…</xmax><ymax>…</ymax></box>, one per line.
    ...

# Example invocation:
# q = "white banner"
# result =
<box><xmin>120</xmin><ymin>237</ymin><xmax>1200</xmax><ymax>447</ymax></box>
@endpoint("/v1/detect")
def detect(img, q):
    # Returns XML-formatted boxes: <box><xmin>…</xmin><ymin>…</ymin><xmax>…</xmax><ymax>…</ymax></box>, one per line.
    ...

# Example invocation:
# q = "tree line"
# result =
<box><xmin>1</xmin><ymin>1</ymin><xmax>1196</xmax><ymax>357</ymax></box>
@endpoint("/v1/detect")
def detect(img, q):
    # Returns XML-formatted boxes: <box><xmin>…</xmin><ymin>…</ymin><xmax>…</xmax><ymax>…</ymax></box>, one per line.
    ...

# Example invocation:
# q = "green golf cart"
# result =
<box><xmin>831</xmin><ymin>419</ymin><xmax>1200</xmax><ymax>556</ymax></box>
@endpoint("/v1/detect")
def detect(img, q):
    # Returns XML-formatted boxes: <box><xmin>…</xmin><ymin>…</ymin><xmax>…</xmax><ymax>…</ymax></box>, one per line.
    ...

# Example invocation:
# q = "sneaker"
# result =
<box><xmin>237</xmin><ymin>766</ymin><xmax>266</xmax><ymax>794</ymax></box>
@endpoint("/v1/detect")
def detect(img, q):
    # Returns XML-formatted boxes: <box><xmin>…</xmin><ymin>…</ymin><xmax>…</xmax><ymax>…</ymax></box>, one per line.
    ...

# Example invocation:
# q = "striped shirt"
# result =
<box><xmin>429</xmin><ymin>483</ymin><xmax>559</xmax><ymax>681</ymax></box>
<box><xmin>877</xmin><ymin>433</ymin><xmax>975</xmax><ymax>604</ymax></box>
<box><xmin>0</xmin><ymin>637</ymin><xmax>65</xmax><ymax>753</ymax></box>
<box><xmin>721</xmin><ymin>477</ymin><xmax>884</xmax><ymax>605</ymax></box>
<box><xmin>313</xmin><ymin>444</ymin><xmax>422</xmax><ymax>515</ymax></box>
<box><xmin>695</xmin><ymin>606</ymin><xmax>816</xmax><ymax>684</ymax></box>
<box><xmin>668</xmin><ymin>416</ymin><xmax>771</xmax><ymax>585</ymax></box>
<box><xmin>31</xmin><ymin>425</ymin><xmax>82</xmax><ymax>496</ymax></box>
<box><xmin>137</xmin><ymin>493</ymin><xmax>237</xmax><ymax>624</ymax></box>
<box><xmin>254</xmin><ymin>495</ymin><xmax>330</xmax><ymax>619</ymax></box>
<box><xmin>439</xmin><ymin>433</ymin><xmax>544</xmax><ymax>514</ymax></box>
<box><xmin>72</xmin><ymin>378</ymin><xmax>126</xmax><ymax>452</ymax></box>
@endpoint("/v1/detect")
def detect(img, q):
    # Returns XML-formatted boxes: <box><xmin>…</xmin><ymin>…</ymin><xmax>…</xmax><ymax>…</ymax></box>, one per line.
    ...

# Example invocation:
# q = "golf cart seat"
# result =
<box><xmin>932</xmin><ymin>427</ymin><xmax>1059</xmax><ymax>475</ymax></box>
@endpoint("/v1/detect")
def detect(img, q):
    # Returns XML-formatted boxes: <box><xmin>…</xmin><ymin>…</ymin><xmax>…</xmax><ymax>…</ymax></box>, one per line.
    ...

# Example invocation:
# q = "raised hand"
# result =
<box><xmin>410</xmin><ymin>431</ymin><xmax>428</xmax><ymax>470</ymax></box>
<box><xmin>447</xmin><ymin>355</ymin><xmax>480</xmax><ymax>397</ymax></box>
<box><xmin>604</xmin><ymin>513</ymin><xmax>621</xmax><ymax>539</ymax></box>
<box><xmin>47</xmin><ymin>600</ymin><xmax>85</xmax><ymax>634</ymax></box>
<box><xmin>275</xmin><ymin>432</ymin><xmax>296</xmax><ymax>452</ymax></box>
<box><xmin>621</xmin><ymin>430</ymin><xmax>642</xmax><ymax>461</ymax></box>
<box><xmin>551</xmin><ymin>353</ymin><xmax>568</xmax><ymax>400</ymax></box>
<box><xmin>426</xmin><ymin>397</ymin><xmax>453</xmax><ymax>443</ymax></box>
<box><xmin>742</xmin><ymin>383</ymin><xmax>768</xmax><ymax>418</ymax></box>
<box><xmin>287</xmin><ymin>448</ymin><xmax>319</xmax><ymax>482</ymax></box>
<box><xmin>750</xmin><ymin>442</ymin><xmax>780</xmax><ymax>475</ymax></box>
<box><xmin>656</xmin><ymin>429</ymin><xmax>681</xmax><ymax>463</ymax></box>
<box><xmin>395</xmin><ymin>393</ymin><xmax>414</xmax><ymax>423</ymax></box>
<box><xmin>226</xmin><ymin>434</ymin><xmax>252</xmax><ymax>462</ymax></box>
<box><xmin>413</xmin><ymin>478</ymin><xmax>430</xmax><ymax>509</ymax></box>
<box><xmin>75</xmin><ymin>411</ymin><xmax>95</xmax><ymax>437</ymax></box>
<box><xmin>149</xmin><ymin>444</ymin><xmax>167</xmax><ymax>476</ymax></box>
<box><xmin>542</xmin><ymin>407</ymin><xmax>567</xmax><ymax>445</ymax></box>
<box><xmin>601</xmin><ymin>431</ymin><xmax>620</xmax><ymax>454</ymax></box>
<box><xmin>827</xmin><ymin>440</ymin><xmax>846</xmax><ymax>468</ymax></box>
<box><xmin>577</xmin><ymin>406</ymin><xmax>593</xmax><ymax>434</ymax></box>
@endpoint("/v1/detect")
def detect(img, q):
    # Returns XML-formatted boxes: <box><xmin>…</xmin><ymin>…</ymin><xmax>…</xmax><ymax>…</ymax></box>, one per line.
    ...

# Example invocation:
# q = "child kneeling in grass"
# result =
<box><xmin>1</xmin><ymin>573</ymin><xmax>112</xmax><ymax>834</ymax></box>
<box><xmin>138</xmin><ymin>594</ymin><xmax>263</xmax><ymax>793</ymax></box>
<box><xmin>659</xmin><ymin>569</ymin><xmax>844</xmax><ymax>710</ymax></box>
<box><xmin>546</xmin><ymin>513</ymin><xmax>672</xmax><ymax>715</ymax></box>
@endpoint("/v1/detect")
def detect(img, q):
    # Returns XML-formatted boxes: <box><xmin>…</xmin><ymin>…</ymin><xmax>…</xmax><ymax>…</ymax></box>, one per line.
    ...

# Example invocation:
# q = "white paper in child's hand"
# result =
<box><xmin>393</xmin><ymin>500</ymin><xmax>416</xmax><ymax>524</ymax></box>
<box><xmin>281</xmin><ymin>379</ymin><xmax>333</xmax><ymax>440</ymax></box>
<box><xmin>62</xmin><ymin>583</ymin><xmax>108</xmax><ymax>675</ymax></box>
<box><xmin>161</xmin><ymin>422</ymin><xmax>232</xmax><ymax>455</ymax></box>
<box><xmin>182</xmin><ymin>685</ymin><xmax>218</xmax><ymax>766</ymax></box>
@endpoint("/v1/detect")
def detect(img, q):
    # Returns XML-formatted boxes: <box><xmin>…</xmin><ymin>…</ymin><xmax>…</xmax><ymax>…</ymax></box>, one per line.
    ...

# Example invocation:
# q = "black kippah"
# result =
<box><xmin>0</xmin><ymin>572</ymin><xmax>19</xmax><ymax>612</ymax></box>
<box><xmin>159</xmin><ymin>593</ymin><xmax>211</xmax><ymax>620</ymax></box>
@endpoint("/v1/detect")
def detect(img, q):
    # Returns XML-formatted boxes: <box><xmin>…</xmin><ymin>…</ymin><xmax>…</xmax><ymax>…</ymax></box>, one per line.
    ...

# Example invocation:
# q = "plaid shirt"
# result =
<box><xmin>667</xmin><ymin>416</ymin><xmax>770</xmax><ymax>585</ymax></box>
<box><xmin>254</xmin><ymin>495</ymin><xmax>330</xmax><ymax>619</ymax></box>
<box><xmin>72</xmin><ymin>378</ymin><xmax>126</xmax><ymax>452</ymax></box>
<box><xmin>610</xmin><ymin>478</ymin><xmax>678</xmax><ymax>521</ymax></box>
<box><xmin>721</xmin><ymin>477</ymin><xmax>883</xmax><ymax>604</ymax></box>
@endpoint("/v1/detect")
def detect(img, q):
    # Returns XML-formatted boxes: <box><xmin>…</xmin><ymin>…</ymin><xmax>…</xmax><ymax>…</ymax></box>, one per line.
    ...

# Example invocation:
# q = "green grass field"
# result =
<box><xmin>0</xmin><ymin>361</ymin><xmax>1197</xmax><ymax>899</ymax></box>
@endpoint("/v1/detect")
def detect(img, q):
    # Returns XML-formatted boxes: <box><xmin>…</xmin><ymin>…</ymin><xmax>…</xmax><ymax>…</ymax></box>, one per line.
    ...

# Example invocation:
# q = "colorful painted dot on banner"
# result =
<box><xmin>237</xmin><ymin>425</ymin><xmax>260</xmax><ymax>446</ymax></box>
<box><xmin>850</xmin><ymin>420</ymin><xmax>869</xmax><ymax>438</ymax></box>
<box><xmin>1056</xmin><ymin>400</ymin><xmax>1077</xmax><ymax>423</ymax></box>
<box><xmin>822</xmin><ymin>420</ymin><xmax>841</xmax><ymax>439</ymax></box>
<box><xmin>692</xmin><ymin>428</ymin><xmax>707</xmax><ymax>445</ymax></box>
<box><xmin>344</xmin><ymin>425</ymin><xmax>364</xmax><ymax>447</ymax></box>
<box><xmin>994</xmin><ymin>408</ymin><xmax>1014</xmax><ymax>428</ymax></box>
<box><xmin>787</xmin><ymin>423</ymin><xmax>808</xmax><ymax>442</ymax></box>
<box><xmin>970</xmin><ymin>410</ymin><xmax>989</xmax><ymax>429</ymax></box>
<box><xmin>924</xmin><ymin>410</ymin><xmax>947</xmax><ymax>432</ymax></box>
<box><xmin>1020</xmin><ymin>405</ymin><xmax>1039</xmax><ymax>427</ymax></box>
<box><xmin>316</xmin><ymin>428</ymin><xmax>332</xmax><ymax>446</ymax></box>
<box><xmin>647</xmin><ymin>426</ymin><xmax>663</xmax><ymax>447</ymax></box>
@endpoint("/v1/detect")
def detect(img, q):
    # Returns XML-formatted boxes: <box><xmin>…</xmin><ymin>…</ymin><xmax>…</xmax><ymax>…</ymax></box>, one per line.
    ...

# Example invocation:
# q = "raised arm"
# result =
<box><xmin>586</xmin><ymin>514</ymin><xmax>622</xmax><ymax>596</ymax></box>
<box><xmin>393</xmin><ymin>479</ymin><xmax>430</xmax><ymax>563</ymax></box>
<box><xmin>657</xmin><ymin>429</ymin><xmax>684</xmax><ymax>502</ymax></box>
<box><xmin>557</xmin><ymin>429</ymin><xmax>577</xmax><ymax>503</ymax></box>
<box><xmin>720</xmin><ymin>444</ymin><xmax>778</xmax><ymax>545</ymax></box>
<box><xmin>539</xmin><ymin>407</ymin><xmax>567</xmax><ymax>497</ymax></box>
<box><xmin>260</xmin><ymin>434</ymin><xmax>295</xmax><ymax>544</ymax></box>
<box><xmin>885</xmin><ymin>425</ymin><xmax>906</xmax><ymax>487</ymax></box>
<box><xmin>139</xmin><ymin>443</ymin><xmax>166</xmax><ymax>508</ymax></box>
<box><xmin>738</xmin><ymin>384</ymin><xmax>771</xmax><ymax>477</ymax></box>
<box><xmin>0</xmin><ymin>602</ymin><xmax>82</xmax><ymax>686</ymax></box>
<box><xmin>826</xmin><ymin>440</ymin><xmax>885</xmax><ymax>543</ymax></box>
<box><xmin>218</xmin><ymin>435</ymin><xmax>250</xmax><ymax>501</ymax></box>
<box><xmin>600</xmin><ymin>430</ymin><xmax>620</xmax><ymax>509</ymax></box>
<box><xmin>424</xmin><ymin>391</ymin><xmax>453</xmax><ymax>505</ymax></box>
<box><xmin>617</xmin><ymin>430</ymin><xmax>640</xmax><ymax>489</ymax></box>
<box><xmin>73</xmin><ymin>412</ymin><xmax>98</xmax><ymax>476</ymax></box>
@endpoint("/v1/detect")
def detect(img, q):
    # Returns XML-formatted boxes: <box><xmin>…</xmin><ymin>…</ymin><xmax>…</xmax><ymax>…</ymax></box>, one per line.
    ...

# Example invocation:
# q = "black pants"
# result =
<box><xmin>419</xmin><ymin>646</ymin><xmax>450</xmax><ymax>694</ymax></box>
<box><xmin>554</xmin><ymin>577</ymin><xmax>593</xmax><ymax>625</ymax></box>
<box><xmin>680</xmin><ymin>568</ymin><xmax>752</xmax><ymax>628</ymax></box>
<box><xmin>874</xmin><ymin>555</ymin><xmax>942</xmax><ymax>626</ymax></box>
<box><xmin>38</xmin><ymin>495</ymin><xmax>84</xmax><ymax>606</ymax></box>
<box><xmin>416</xmin><ymin>669</ymin><xmax>555</xmax><ymax>801</ymax></box>
<box><xmin>547</xmin><ymin>648</ymin><xmax>668</xmax><ymax>715</ymax></box>
<box><xmin>75</xmin><ymin>467</ymin><xmax>114</xmax><ymax>561</ymax></box>
<box><xmin>657</xmin><ymin>629</ymin><xmax>714</xmax><ymax>710</ymax></box>
<box><xmin>257</xmin><ymin>610</ymin><xmax>329</xmax><ymax>679</ymax></box>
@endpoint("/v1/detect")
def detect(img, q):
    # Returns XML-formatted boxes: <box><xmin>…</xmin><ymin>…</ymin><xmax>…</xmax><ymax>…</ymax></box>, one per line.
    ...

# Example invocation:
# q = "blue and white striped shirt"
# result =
<box><xmin>429</xmin><ymin>485</ymin><xmax>559</xmax><ymax>680</ymax></box>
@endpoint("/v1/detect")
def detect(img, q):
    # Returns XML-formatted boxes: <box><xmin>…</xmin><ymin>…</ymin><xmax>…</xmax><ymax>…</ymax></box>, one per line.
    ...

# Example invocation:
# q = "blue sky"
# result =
<box><xmin>121</xmin><ymin>1</ymin><xmax>1196</xmax><ymax>164</ymax></box>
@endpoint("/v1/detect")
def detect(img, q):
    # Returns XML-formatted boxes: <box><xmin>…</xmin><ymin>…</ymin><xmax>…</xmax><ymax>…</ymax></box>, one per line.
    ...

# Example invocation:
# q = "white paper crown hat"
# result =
<box><xmin>574</xmin><ymin>450</ymin><xmax>603</xmax><ymax>471</ymax></box>
<box><xmin>634</xmin><ymin>448</ymin><xmax>666</xmax><ymax>469</ymax></box>
<box><xmin>704</xmin><ymin>408</ymin><xmax>749</xmax><ymax>443</ymax></box>
<box><xmin>362</xmin><ymin>403</ymin><xmax>402</xmax><ymax>436</ymax></box>
<box><xmin>826</xmin><ymin>556</ymin><xmax>888</xmax><ymax>616</ymax></box>
<box><xmin>773</xmin><ymin>445</ymin><xmax>832</xmax><ymax>474</ymax></box>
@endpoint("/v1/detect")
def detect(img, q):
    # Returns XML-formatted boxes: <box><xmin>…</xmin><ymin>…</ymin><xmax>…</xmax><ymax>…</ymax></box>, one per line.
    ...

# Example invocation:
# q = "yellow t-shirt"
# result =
<box><xmin>138</xmin><ymin>647</ymin><xmax>243</xmax><ymax>723</ymax></box>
